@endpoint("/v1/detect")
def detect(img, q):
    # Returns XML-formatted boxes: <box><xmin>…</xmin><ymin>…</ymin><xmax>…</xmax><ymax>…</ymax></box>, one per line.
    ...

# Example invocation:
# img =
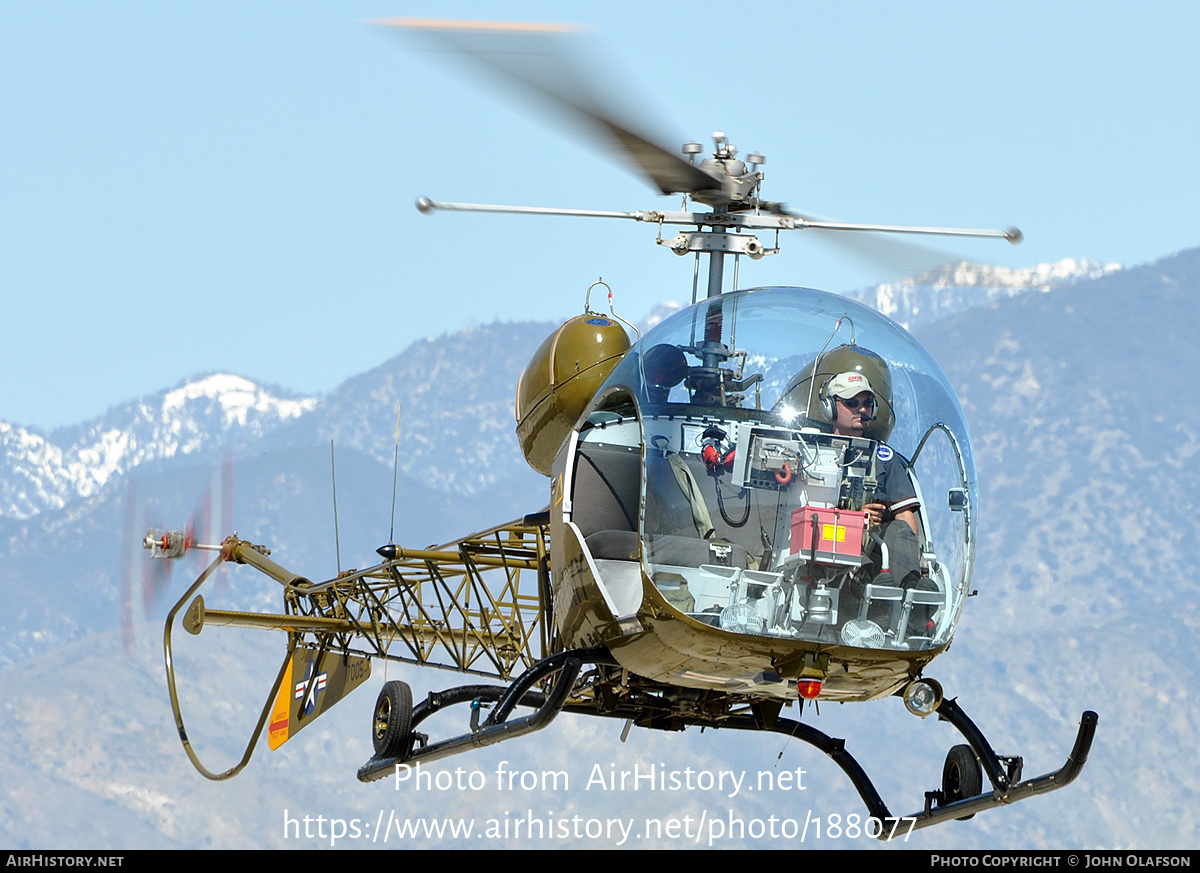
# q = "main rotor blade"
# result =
<box><xmin>784</xmin><ymin>208</ymin><xmax>1019</xmax><ymax>282</ymax></box>
<box><xmin>376</xmin><ymin>18</ymin><xmax>721</xmax><ymax>196</ymax></box>
<box><xmin>797</xmin><ymin>212</ymin><xmax>961</xmax><ymax>278</ymax></box>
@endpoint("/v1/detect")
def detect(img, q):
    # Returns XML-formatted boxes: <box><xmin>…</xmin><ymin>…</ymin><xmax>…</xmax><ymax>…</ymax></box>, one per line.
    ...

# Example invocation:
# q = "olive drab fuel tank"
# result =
<box><xmin>516</xmin><ymin>313</ymin><xmax>631</xmax><ymax>475</ymax></box>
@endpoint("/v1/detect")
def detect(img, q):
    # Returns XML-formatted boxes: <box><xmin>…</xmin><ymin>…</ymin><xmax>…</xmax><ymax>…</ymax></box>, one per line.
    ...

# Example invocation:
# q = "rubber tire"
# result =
<box><xmin>941</xmin><ymin>744</ymin><xmax>983</xmax><ymax>820</ymax></box>
<box><xmin>372</xmin><ymin>680</ymin><xmax>413</xmax><ymax>759</ymax></box>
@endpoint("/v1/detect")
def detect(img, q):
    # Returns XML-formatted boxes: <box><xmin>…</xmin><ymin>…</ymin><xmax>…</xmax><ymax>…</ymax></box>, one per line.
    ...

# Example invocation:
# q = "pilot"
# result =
<box><xmin>824</xmin><ymin>372</ymin><xmax>919</xmax><ymax>537</ymax></box>
<box><xmin>824</xmin><ymin>371</ymin><xmax>934</xmax><ymax>635</ymax></box>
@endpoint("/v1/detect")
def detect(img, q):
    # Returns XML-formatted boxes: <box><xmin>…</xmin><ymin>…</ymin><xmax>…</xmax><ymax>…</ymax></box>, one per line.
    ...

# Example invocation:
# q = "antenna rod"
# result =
<box><xmin>390</xmin><ymin>404</ymin><xmax>402</xmax><ymax>544</ymax></box>
<box><xmin>331</xmin><ymin>440</ymin><xmax>342</xmax><ymax>574</ymax></box>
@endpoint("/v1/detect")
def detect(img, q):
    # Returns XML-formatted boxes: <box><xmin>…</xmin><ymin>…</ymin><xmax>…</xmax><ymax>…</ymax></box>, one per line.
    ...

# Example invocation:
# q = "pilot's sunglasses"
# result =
<box><xmin>839</xmin><ymin>396</ymin><xmax>876</xmax><ymax>411</ymax></box>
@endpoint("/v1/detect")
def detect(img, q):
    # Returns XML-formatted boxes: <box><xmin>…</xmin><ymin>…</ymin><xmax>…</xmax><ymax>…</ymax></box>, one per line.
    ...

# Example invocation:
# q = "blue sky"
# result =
<box><xmin>4</xmin><ymin>2</ymin><xmax>1198</xmax><ymax>430</ymax></box>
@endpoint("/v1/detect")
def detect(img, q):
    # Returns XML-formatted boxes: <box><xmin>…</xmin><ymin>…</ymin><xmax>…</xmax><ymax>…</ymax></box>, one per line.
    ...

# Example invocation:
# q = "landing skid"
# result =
<box><xmin>357</xmin><ymin>646</ymin><xmax>1096</xmax><ymax>839</ymax></box>
<box><xmin>722</xmin><ymin>701</ymin><xmax>1098</xmax><ymax>838</ymax></box>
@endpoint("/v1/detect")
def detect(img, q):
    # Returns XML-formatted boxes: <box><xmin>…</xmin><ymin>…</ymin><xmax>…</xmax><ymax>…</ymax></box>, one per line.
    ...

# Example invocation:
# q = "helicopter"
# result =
<box><xmin>148</xmin><ymin>19</ymin><xmax>1097</xmax><ymax>839</ymax></box>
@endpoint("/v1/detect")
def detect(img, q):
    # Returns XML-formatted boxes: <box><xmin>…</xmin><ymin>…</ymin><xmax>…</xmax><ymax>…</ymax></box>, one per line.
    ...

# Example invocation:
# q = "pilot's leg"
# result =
<box><xmin>880</xmin><ymin>521</ymin><xmax>936</xmax><ymax>636</ymax></box>
<box><xmin>881</xmin><ymin>519</ymin><xmax>920</xmax><ymax>586</ymax></box>
<box><xmin>848</xmin><ymin>521</ymin><xmax>933</xmax><ymax>636</ymax></box>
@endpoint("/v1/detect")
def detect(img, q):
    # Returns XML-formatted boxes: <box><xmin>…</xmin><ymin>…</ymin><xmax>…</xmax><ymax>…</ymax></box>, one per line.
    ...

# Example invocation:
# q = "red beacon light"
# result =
<box><xmin>796</xmin><ymin>679</ymin><xmax>822</xmax><ymax>700</ymax></box>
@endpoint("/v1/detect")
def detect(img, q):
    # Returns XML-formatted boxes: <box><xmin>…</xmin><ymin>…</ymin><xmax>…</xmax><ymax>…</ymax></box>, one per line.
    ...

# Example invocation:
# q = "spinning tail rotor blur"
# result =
<box><xmin>120</xmin><ymin>454</ymin><xmax>234</xmax><ymax>653</ymax></box>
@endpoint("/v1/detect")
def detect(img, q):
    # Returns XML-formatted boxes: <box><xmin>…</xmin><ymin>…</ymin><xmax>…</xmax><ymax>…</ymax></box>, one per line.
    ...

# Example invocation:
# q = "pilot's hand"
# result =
<box><xmin>864</xmin><ymin>502</ymin><xmax>886</xmax><ymax>527</ymax></box>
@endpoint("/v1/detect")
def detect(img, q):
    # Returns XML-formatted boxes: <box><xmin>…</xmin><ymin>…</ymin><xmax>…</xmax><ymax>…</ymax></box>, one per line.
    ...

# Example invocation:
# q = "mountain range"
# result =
<box><xmin>2</xmin><ymin>252</ymin><xmax>1196</xmax><ymax>850</ymax></box>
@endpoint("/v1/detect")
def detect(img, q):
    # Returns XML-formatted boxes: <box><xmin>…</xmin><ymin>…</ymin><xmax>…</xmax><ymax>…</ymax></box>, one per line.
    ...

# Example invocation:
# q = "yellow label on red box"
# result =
<box><xmin>821</xmin><ymin>524</ymin><xmax>846</xmax><ymax>542</ymax></box>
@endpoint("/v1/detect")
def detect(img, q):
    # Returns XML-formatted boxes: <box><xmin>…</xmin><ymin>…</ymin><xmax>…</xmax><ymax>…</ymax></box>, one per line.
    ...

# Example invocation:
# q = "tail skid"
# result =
<box><xmin>163</xmin><ymin>547</ymin><xmax>296</xmax><ymax>781</ymax></box>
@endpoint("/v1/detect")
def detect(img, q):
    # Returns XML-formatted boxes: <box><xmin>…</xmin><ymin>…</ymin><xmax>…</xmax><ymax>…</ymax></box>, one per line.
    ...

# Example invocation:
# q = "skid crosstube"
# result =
<box><xmin>358</xmin><ymin>646</ymin><xmax>616</xmax><ymax>782</ymax></box>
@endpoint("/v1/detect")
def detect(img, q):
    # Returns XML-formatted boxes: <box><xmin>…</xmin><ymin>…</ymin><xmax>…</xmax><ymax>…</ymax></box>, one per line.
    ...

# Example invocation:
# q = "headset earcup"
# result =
<box><xmin>818</xmin><ymin>384</ymin><xmax>834</xmax><ymax>421</ymax></box>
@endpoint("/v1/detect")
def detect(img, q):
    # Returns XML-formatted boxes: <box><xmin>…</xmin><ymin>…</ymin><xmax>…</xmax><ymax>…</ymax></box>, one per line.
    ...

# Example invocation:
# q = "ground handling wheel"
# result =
<box><xmin>941</xmin><ymin>743</ymin><xmax>983</xmax><ymax>820</ymax></box>
<box><xmin>372</xmin><ymin>680</ymin><xmax>413</xmax><ymax>759</ymax></box>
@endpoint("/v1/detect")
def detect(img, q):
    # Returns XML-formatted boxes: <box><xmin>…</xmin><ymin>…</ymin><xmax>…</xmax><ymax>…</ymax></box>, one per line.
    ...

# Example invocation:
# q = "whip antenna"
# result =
<box><xmin>390</xmin><ymin>403</ymin><xmax>402</xmax><ymax>544</ymax></box>
<box><xmin>330</xmin><ymin>440</ymin><xmax>342</xmax><ymax>574</ymax></box>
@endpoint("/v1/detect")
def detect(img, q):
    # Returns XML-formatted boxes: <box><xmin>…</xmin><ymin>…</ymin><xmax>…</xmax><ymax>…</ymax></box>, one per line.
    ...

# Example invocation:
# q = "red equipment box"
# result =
<box><xmin>790</xmin><ymin>506</ymin><xmax>869</xmax><ymax>567</ymax></box>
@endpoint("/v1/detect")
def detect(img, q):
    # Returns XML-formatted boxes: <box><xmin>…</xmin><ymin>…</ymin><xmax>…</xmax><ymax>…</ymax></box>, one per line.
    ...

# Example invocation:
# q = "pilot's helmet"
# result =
<box><xmin>773</xmin><ymin>343</ymin><xmax>895</xmax><ymax>441</ymax></box>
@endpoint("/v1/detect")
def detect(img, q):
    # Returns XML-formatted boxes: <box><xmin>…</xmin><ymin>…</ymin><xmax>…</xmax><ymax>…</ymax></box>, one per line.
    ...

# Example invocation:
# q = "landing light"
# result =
<box><xmin>797</xmin><ymin>679</ymin><xmax>822</xmax><ymax>700</ymax></box>
<box><xmin>903</xmin><ymin>678</ymin><xmax>944</xmax><ymax>717</ymax></box>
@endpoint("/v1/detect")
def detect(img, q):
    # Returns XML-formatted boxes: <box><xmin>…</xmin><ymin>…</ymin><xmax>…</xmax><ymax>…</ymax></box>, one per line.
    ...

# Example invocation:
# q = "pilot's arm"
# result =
<box><xmin>865</xmin><ymin>445</ymin><xmax>920</xmax><ymax>537</ymax></box>
<box><xmin>863</xmin><ymin>502</ymin><xmax>918</xmax><ymax>535</ymax></box>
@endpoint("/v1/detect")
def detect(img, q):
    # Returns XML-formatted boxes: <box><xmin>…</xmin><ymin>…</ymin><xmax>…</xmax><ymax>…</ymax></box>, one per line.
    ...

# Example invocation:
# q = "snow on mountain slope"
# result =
<box><xmin>0</xmin><ymin>374</ymin><xmax>316</xmax><ymax>519</ymax></box>
<box><xmin>843</xmin><ymin>257</ymin><xmax>1122</xmax><ymax>331</ymax></box>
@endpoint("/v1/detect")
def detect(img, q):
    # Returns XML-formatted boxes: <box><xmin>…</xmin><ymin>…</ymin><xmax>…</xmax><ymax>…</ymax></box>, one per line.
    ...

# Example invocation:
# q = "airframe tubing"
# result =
<box><xmin>163</xmin><ymin>548</ymin><xmax>297</xmax><ymax>781</ymax></box>
<box><xmin>356</xmin><ymin>647</ymin><xmax>613</xmax><ymax>782</ymax></box>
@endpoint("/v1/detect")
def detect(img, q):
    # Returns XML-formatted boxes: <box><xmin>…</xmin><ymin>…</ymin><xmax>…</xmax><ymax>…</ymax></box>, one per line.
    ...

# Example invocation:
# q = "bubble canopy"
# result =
<box><xmin>579</xmin><ymin>286</ymin><xmax>978</xmax><ymax>653</ymax></box>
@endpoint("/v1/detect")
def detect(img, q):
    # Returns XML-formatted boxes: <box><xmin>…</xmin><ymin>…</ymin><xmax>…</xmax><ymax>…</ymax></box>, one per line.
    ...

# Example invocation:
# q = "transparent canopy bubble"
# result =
<box><xmin>584</xmin><ymin>286</ymin><xmax>978</xmax><ymax>653</ymax></box>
